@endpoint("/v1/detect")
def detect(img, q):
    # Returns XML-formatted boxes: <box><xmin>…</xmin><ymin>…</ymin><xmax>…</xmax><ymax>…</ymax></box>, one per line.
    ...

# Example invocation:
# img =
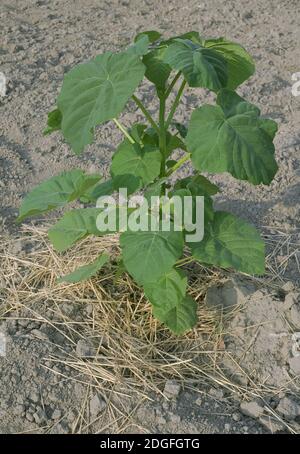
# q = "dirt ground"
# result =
<box><xmin>0</xmin><ymin>0</ymin><xmax>300</xmax><ymax>434</ymax></box>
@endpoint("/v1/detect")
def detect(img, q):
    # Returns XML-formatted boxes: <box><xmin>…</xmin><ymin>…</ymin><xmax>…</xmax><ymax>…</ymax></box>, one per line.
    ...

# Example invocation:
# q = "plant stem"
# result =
<box><xmin>132</xmin><ymin>95</ymin><xmax>159</xmax><ymax>133</ymax></box>
<box><xmin>165</xmin><ymin>79</ymin><xmax>186</xmax><ymax>130</ymax></box>
<box><xmin>158</xmin><ymin>95</ymin><xmax>167</xmax><ymax>178</ymax></box>
<box><xmin>165</xmin><ymin>71</ymin><xmax>181</xmax><ymax>99</ymax></box>
<box><xmin>166</xmin><ymin>153</ymin><xmax>191</xmax><ymax>176</ymax></box>
<box><xmin>113</xmin><ymin>118</ymin><xmax>135</xmax><ymax>144</ymax></box>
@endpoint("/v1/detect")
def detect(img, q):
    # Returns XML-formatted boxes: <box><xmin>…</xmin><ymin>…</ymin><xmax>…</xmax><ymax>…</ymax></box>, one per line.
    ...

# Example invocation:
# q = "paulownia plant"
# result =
<box><xmin>18</xmin><ymin>31</ymin><xmax>278</xmax><ymax>334</ymax></box>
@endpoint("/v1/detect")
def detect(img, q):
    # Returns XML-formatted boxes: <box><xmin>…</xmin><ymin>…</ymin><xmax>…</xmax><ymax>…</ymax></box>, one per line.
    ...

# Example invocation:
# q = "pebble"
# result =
<box><xmin>90</xmin><ymin>393</ymin><xmax>106</xmax><ymax>417</ymax></box>
<box><xmin>51</xmin><ymin>409</ymin><xmax>62</xmax><ymax>420</ymax></box>
<box><xmin>276</xmin><ymin>396</ymin><xmax>300</xmax><ymax>420</ymax></box>
<box><xmin>76</xmin><ymin>339</ymin><xmax>95</xmax><ymax>357</ymax></box>
<box><xmin>163</xmin><ymin>380</ymin><xmax>181</xmax><ymax>399</ymax></box>
<box><xmin>33</xmin><ymin>408</ymin><xmax>47</xmax><ymax>425</ymax></box>
<box><xmin>240</xmin><ymin>401</ymin><xmax>264</xmax><ymax>419</ymax></box>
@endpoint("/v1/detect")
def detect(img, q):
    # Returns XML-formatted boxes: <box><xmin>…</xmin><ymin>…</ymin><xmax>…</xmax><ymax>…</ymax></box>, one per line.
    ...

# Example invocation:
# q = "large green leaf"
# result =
<box><xmin>190</xmin><ymin>211</ymin><xmax>265</xmax><ymax>275</ymax></box>
<box><xmin>163</xmin><ymin>38</ymin><xmax>228</xmax><ymax>90</ymax></box>
<box><xmin>110</xmin><ymin>140</ymin><xmax>161</xmax><ymax>186</ymax></box>
<box><xmin>57</xmin><ymin>51</ymin><xmax>145</xmax><ymax>153</ymax></box>
<box><xmin>57</xmin><ymin>253</ymin><xmax>109</xmax><ymax>283</ymax></box>
<box><xmin>48</xmin><ymin>208</ymin><xmax>103</xmax><ymax>251</ymax></box>
<box><xmin>186</xmin><ymin>89</ymin><xmax>278</xmax><ymax>185</ymax></box>
<box><xmin>120</xmin><ymin>219</ymin><xmax>184</xmax><ymax>284</ymax></box>
<box><xmin>18</xmin><ymin>170</ymin><xmax>101</xmax><ymax>222</ymax></box>
<box><xmin>203</xmin><ymin>38</ymin><xmax>255</xmax><ymax>89</ymax></box>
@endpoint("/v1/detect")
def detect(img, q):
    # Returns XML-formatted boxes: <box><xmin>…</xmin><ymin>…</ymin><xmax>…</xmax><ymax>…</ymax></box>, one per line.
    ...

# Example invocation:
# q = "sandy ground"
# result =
<box><xmin>0</xmin><ymin>0</ymin><xmax>300</xmax><ymax>434</ymax></box>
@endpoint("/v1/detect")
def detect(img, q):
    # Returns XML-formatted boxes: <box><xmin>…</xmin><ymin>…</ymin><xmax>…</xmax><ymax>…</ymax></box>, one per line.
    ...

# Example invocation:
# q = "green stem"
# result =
<box><xmin>132</xmin><ymin>95</ymin><xmax>159</xmax><ymax>133</ymax></box>
<box><xmin>166</xmin><ymin>153</ymin><xmax>191</xmax><ymax>177</ymax></box>
<box><xmin>113</xmin><ymin>118</ymin><xmax>135</xmax><ymax>144</ymax></box>
<box><xmin>165</xmin><ymin>71</ymin><xmax>181</xmax><ymax>99</ymax></box>
<box><xmin>159</xmin><ymin>95</ymin><xmax>167</xmax><ymax>178</ymax></box>
<box><xmin>165</xmin><ymin>79</ymin><xmax>186</xmax><ymax>131</ymax></box>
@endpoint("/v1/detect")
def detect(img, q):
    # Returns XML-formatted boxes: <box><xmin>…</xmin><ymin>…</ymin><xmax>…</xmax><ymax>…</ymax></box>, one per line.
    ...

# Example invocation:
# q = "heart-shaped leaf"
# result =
<box><xmin>163</xmin><ymin>38</ymin><xmax>228</xmax><ymax>90</ymax></box>
<box><xmin>190</xmin><ymin>211</ymin><xmax>265</xmax><ymax>275</ymax></box>
<box><xmin>48</xmin><ymin>208</ymin><xmax>103</xmax><ymax>252</ymax></box>
<box><xmin>18</xmin><ymin>170</ymin><xmax>101</xmax><ymax>222</ymax></box>
<box><xmin>203</xmin><ymin>38</ymin><xmax>255</xmax><ymax>89</ymax></box>
<box><xmin>120</xmin><ymin>219</ymin><xmax>184</xmax><ymax>284</ymax></box>
<box><xmin>57</xmin><ymin>51</ymin><xmax>145</xmax><ymax>153</ymax></box>
<box><xmin>186</xmin><ymin>89</ymin><xmax>278</xmax><ymax>185</ymax></box>
<box><xmin>110</xmin><ymin>140</ymin><xmax>161</xmax><ymax>186</ymax></box>
<box><xmin>57</xmin><ymin>253</ymin><xmax>109</xmax><ymax>283</ymax></box>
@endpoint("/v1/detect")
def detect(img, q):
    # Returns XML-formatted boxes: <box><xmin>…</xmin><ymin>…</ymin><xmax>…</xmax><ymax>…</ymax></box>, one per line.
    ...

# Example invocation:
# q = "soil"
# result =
<box><xmin>0</xmin><ymin>0</ymin><xmax>300</xmax><ymax>434</ymax></box>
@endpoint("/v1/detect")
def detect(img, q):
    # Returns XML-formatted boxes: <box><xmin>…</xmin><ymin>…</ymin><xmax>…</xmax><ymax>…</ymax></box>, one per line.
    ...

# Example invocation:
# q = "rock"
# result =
<box><xmin>283</xmin><ymin>292</ymin><xmax>299</xmax><ymax>311</ymax></box>
<box><xmin>282</xmin><ymin>281</ymin><xmax>295</xmax><ymax>292</ymax></box>
<box><xmin>89</xmin><ymin>393</ymin><xmax>106</xmax><ymax>417</ymax></box>
<box><xmin>51</xmin><ymin>409</ymin><xmax>62</xmax><ymax>420</ymax></box>
<box><xmin>276</xmin><ymin>397</ymin><xmax>300</xmax><ymax>420</ymax></box>
<box><xmin>259</xmin><ymin>416</ymin><xmax>285</xmax><ymax>433</ymax></box>
<box><xmin>290</xmin><ymin>304</ymin><xmax>300</xmax><ymax>328</ymax></box>
<box><xmin>208</xmin><ymin>388</ymin><xmax>224</xmax><ymax>400</ymax></box>
<box><xmin>205</xmin><ymin>278</ymin><xmax>255</xmax><ymax>310</ymax></box>
<box><xmin>15</xmin><ymin>404</ymin><xmax>25</xmax><ymax>415</ymax></box>
<box><xmin>29</xmin><ymin>391</ymin><xmax>40</xmax><ymax>403</ymax></box>
<box><xmin>76</xmin><ymin>339</ymin><xmax>96</xmax><ymax>357</ymax></box>
<box><xmin>163</xmin><ymin>380</ymin><xmax>181</xmax><ymax>398</ymax></box>
<box><xmin>25</xmin><ymin>412</ymin><xmax>34</xmax><ymax>422</ymax></box>
<box><xmin>232</xmin><ymin>412</ymin><xmax>241</xmax><ymax>422</ymax></box>
<box><xmin>51</xmin><ymin>422</ymin><xmax>69</xmax><ymax>434</ymax></box>
<box><xmin>30</xmin><ymin>329</ymin><xmax>49</xmax><ymax>342</ymax></box>
<box><xmin>224</xmin><ymin>423</ymin><xmax>231</xmax><ymax>431</ymax></box>
<box><xmin>33</xmin><ymin>408</ymin><xmax>47</xmax><ymax>425</ymax></box>
<box><xmin>168</xmin><ymin>413</ymin><xmax>181</xmax><ymax>424</ymax></box>
<box><xmin>288</xmin><ymin>356</ymin><xmax>300</xmax><ymax>375</ymax></box>
<box><xmin>0</xmin><ymin>72</ymin><xmax>6</xmax><ymax>97</ymax></box>
<box><xmin>240</xmin><ymin>401</ymin><xmax>264</xmax><ymax>419</ymax></box>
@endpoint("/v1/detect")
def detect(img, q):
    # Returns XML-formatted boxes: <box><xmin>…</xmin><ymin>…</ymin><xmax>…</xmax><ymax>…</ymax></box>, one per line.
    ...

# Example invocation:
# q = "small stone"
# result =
<box><xmin>289</xmin><ymin>356</ymin><xmax>300</xmax><ymax>375</ymax></box>
<box><xmin>15</xmin><ymin>404</ymin><xmax>25</xmax><ymax>415</ymax></box>
<box><xmin>33</xmin><ymin>408</ymin><xmax>47</xmax><ymax>425</ymax></box>
<box><xmin>232</xmin><ymin>412</ymin><xmax>241</xmax><ymax>422</ymax></box>
<box><xmin>90</xmin><ymin>393</ymin><xmax>106</xmax><ymax>417</ymax></box>
<box><xmin>163</xmin><ymin>380</ymin><xmax>181</xmax><ymax>398</ymax></box>
<box><xmin>276</xmin><ymin>397</ymin><xmax>300</xmax><ymax>421</ymax></box>
<box><xmin>195</xmin><ymin>397</ymin><xmax>202</xmax><ymax>406</ymax></box>
<box><xmin>31</xmin><ymin>329</ymin><xmax>49</xmax><ymax>341</ymax></box>
<box><xmin>240</xmin><ymin>401</ymin><xmax>264</xmax><ymax>419</ymax></box>
<box><xmin>209</xmin><ymin>388</ymin><xmax>224</xmax><ymax>400</ymax></box>
<box><xmin>259</xmin><ymin>416</ymin><xmax>284</xmax><ymax>433</ymax></box>
<box><xmin>224</xmin><ymin>423</ymin><xmax>231</xmax><ymax>431</ymax></box>
<box><xmin>168</xmin><ymin>413</ymin><xmax>181</xmax><ymax>424</ymax></box>
<box><xmin>76</xmin><ymin>339</ymin><xmax>95</xmax><ymax>357</ymax></box>
<box><xmin>29</xmin><ymin>391</ymin><xmax>39</xmax><ymax>403</ymax></box>
<box><xmin>51</xmin><ymin>422</ymin><xmax>69</xmax><ymax>434</ymax></box>
<box><xmin>290</xmin><ymin>304</ymin><xmax>300</xmax><ymax>328</ymax></box>
<box><xmin>282</xmin><ymin>281</ymin><xmax>295</xmax><ymax>292</ymax></box>
<box><xmin>284</xmin><ymin>292</ymin><xmax>299</xmax><ymax>311</ymax></box>
<box><xmin>51</xmin><ymin>409</ymin><xmax>62</xmax><ymax>420</ymax></box>
<box><xmin>25</xmin><ymin>412</ymin><xmax>34</xmax><ymax>422</ymax></box>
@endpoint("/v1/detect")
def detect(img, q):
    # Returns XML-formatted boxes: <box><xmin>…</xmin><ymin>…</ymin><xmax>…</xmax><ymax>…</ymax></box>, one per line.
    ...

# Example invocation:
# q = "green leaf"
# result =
<box><xmin>18</xmin><ymin>170</ymin><xmax>101</xmax><ymax>222</ymax></box>
<box><xmin>144</xmin><ymin>268</ymin><xmax>197</xmax><ymax>334</ymax></box>
<box><xmin>156</xmin><ymin>295</ymin><xmax>197</xmax><ymax>334</ymax></box>
<box><xmin>128</xmin><ymin>35</ymin><xmax>149</xmax><ymax>56</ymax></box>
<box><xmin>142</xmin><ymin>127</ymin><xmax>186</xmax><ymax>156</ymax></box>
<box><xmin>57</xmin><ymin>51</ymin><xmax>145</xmax><ymax>154</ymax></box>
<box><xmin>111</xmin><ymin>140</ymin><xmax>161</xmax><ymax>186</ymax></box>
<box><xmin>142</xmin><ymin>47</ymin><xmax>171</xmax><ymax>89</ymax></box>
<box><xmin>135</xmin><ymin>30</ymin><xmax>162</xmax><ymax>44</ymax></box>
<box><xmin>144</xmin><ymin>178</ymin><xmax>166</xmax><ymax>202</ymax></box>
<box><xmin>204</xmin><ymin>38</ymin><xmax>255</xmax><ymax>89</ymax></box>
<box><xmin>57</xmin><ymin>253</ymin><xmax>109</xmax><ymax>283</ymax></box>
<box><xmin>48</xmin><ymin>208</ymin><xmax>103</xmax><ymax>251</ymax></box>
<box><xmin>190</xmin><ymin>211</ymin><xmax>265</xmax><ymax>275</ymax></box>
<box><xmin>186</xmin><ymin>89</ymin><xmax>278</xmax><ymax>185</ymax></box>
<box><xmin>163</xmin><ymin>38</ymin><xmax>228</xmax><ymax>90</ymax></box>
<box><xmin>120</xmin><ymin>218</ymin><xmax>184</xmax><ymax>285</ymax></box>
<box><xmin>43</xmin><ymin>109</ymin><xmax>62</xmax><ymax>135</ymax></box>
<box><xmin>171</xmin><ymin>122</ymin><xmax>188</xmax><ymax>138</ymax></box>
<box><xmin>144</xmin><ymin>268</ymin><xmax>187</xmax><ymax>307</ymax></box>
